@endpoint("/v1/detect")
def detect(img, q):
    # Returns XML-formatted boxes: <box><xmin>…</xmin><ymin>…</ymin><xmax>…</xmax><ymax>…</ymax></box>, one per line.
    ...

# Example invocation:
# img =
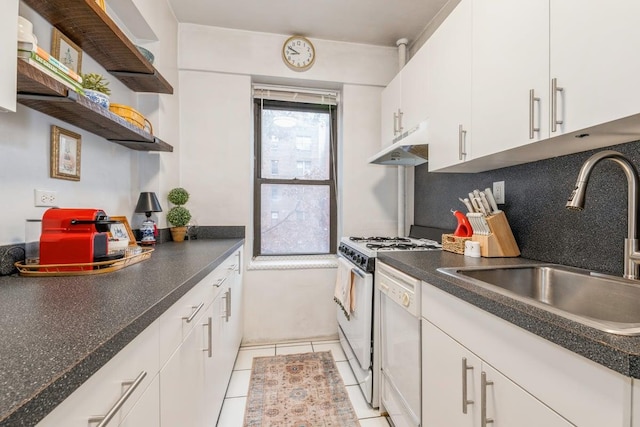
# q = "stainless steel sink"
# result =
<box><xmin>438</xmin><ymin>264</ymin><xmax>640</xmax><ymax>335</ymax></box>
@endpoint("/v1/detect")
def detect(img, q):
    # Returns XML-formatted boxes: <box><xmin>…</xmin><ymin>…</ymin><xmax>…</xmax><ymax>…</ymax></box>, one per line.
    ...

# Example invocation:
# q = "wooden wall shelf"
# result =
<box><xmin>22</xmin><ymin>0</ymin><xmax>173</xmax><ymax>94</ymax></box>
<box><xmin>17</xmin><ymin>60</ymin><xmax>173</xmax><ymax>152</ymax></box>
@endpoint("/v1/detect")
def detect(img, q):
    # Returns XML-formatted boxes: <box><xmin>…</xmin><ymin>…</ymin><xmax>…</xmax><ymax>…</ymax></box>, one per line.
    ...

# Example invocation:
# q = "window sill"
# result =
<box><xmin>248</xmin><ymin>255</ymin><xmax>338</xmax><ymax>271</ymax></box>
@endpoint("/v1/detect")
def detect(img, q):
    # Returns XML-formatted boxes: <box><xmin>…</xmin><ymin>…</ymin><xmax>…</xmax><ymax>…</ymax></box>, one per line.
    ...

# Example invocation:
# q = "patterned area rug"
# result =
<box><xmin>243</xmin><ymin>351</ymin><xmax>360</xmax><ymax>427</ymax></box>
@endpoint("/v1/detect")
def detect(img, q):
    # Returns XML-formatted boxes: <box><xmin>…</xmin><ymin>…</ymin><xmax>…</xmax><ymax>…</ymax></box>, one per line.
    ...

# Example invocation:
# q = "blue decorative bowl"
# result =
<box><xmin>136</xmin><ymin>46</ymin><xmax>155</xmax><ymax>64</ymax></box>
<box><xmin>84</xmin><ymin>89</ymin><xmax>110</xmax><ymax>109</ymax></box>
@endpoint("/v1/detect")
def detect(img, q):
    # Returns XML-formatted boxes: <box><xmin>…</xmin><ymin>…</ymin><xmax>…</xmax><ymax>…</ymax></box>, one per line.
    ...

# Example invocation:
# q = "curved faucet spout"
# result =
<box><xmin>566</xmin><ymin>150</ymin><xmax>640</xmax><ymax>279</ymax></box>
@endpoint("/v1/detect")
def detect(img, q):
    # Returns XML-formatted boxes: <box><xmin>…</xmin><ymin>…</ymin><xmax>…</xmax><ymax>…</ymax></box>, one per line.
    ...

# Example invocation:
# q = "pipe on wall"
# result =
<box><xmin>397</xmin><ymin>38</ymin><xmax>408</xmax><ymax>237</ymax></box>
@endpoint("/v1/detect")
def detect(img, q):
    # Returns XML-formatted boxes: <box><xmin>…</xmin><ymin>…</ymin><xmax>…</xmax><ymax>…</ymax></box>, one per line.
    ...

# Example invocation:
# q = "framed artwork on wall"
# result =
<box><xmin>50</xmin><ymin>125</ymin><xmax>81</xmax><ymax>181</ymax></box>
<box><xmin>52</xmin><ymin>28</ymin><xmax>83</xmax><ymax>74</ymax></box>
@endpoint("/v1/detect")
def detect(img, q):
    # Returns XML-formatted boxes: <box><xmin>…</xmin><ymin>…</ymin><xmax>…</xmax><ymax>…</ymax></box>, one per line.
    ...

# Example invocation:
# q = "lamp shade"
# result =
<box><xmin>135</xmin><ymin>192</ymin><xmax>163</xmax><ymax>214</ymax></box>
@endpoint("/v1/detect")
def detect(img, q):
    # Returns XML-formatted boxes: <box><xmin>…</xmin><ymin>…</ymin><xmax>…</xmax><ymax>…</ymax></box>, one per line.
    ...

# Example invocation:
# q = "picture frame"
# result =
<box><xmin>108</xmin><ymin>216</ymin><xmax>137</xmax><ymax>246</ymax></box>
<box><xmin>52</xmin><ymin>28</ymin><xmax>83</xmax><ymax>74</ymax></box>
<box><xmin>50</xmin><ymin>126</ymin><xmax>81</xmax><ymax>181</ymax></box>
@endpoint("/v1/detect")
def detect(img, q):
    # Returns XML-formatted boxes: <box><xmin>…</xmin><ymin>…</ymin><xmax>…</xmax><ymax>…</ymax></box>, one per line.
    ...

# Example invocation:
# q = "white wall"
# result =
<box><xmin>0</xmin><ymin>0</ymin><xmax>179</xmax><ymax>244</ymax></box>
<box><xmin>178</xmin><ymin>24</ymin><xmax>399</xmax><ymax>343</ymax></box>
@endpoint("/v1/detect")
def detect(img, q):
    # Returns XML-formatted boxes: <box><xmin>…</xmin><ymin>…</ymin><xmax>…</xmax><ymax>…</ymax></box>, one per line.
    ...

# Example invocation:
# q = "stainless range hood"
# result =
<box><xmin>368</xmin><ymin>120</ymin><xmax>428</xmax><ymax>166</ymax></box>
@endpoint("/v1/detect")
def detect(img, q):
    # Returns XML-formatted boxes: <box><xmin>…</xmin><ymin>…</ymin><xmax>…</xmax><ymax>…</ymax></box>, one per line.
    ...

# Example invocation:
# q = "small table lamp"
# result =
<box><xmin>135</xmin><ymin>192</ymin><xmax>162</xmax><ymax>245</ymax></box>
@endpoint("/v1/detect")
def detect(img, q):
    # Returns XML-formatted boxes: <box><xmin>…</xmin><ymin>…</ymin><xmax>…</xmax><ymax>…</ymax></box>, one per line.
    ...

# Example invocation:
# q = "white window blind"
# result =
<box><xmin>253</xmin><ymin>84</ymin><xmax>339</xmax><ymax>106</ymax></box>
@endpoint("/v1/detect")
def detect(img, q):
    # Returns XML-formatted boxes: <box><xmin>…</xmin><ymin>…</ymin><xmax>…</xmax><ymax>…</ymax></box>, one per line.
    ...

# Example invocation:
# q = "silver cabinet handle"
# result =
<box><xmin>458</xmin><ymin>125</ymin><xmax>467</xmax><ymax>160</ymax></box>
<box><xmin>462</xmin><ymin>357</ymin><xmax>474</xmax><ymax>414</ymax></box>
<box><xmin>481</xmin><ymin>371</ymin><xmax>494</xmax><ymax>427</ymax></box>
<box><xmin>236</xmin><ymin>252</ymin><xmax>241</xmax><ymax>273</ymax></box>
<box><xmin>529</xmin><ymin>89</ymin><xmax>540</xmax><ymax>139</ymax></box>
<box><xmin>213</xmin><ymin>276</ymin><xmax>227</xmax><ymax>288</ymax></box>
<box><xmin>183</xmin><ymin>302</ymin><xmax>204</xmax><ymax>323</ymax></box>
<box><xmin>221</xmin><ymin>289</ymin><xmax>231</xmax><ymax>322</ymax></box>
<box><xmin>551</xmin><ymin>77</ymin><xmax>564</xmax><ymax>132</ymax></box>
<box><xmin>88</xmin><ymin>371</ymin><xmax>147</xmax><ymax>427</ymax></box>
<box><xmin>203</xmin><ymin>316</ymin><xmax>212</xmax><ymax>358</ymax></box>
<box><xmin>393</xmin><ymin>108</ymin><xmax>404</xmax><ymax>135</ymax></box>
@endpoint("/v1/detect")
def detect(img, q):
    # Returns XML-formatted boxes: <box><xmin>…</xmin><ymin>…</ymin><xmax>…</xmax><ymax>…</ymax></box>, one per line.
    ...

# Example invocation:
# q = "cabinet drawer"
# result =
<box><xmin>37</xmin><ymin>321</ymin><xmax>160</xmax><ymax>427</ymax></box>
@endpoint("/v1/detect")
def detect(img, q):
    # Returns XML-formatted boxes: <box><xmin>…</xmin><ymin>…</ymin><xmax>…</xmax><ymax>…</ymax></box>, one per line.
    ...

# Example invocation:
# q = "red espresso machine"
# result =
<box><xmin>39</xmin><ymin>208</ymin><xmax>117</xmax><ymax>271</ymax></box>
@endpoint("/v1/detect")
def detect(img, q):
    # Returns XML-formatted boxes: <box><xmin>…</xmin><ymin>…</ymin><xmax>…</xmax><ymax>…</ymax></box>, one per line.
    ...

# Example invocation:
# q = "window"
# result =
<box><xmin>254</xmin><ymin>90</ymin><xmax>337</xmax><ymax>256</ymax></box>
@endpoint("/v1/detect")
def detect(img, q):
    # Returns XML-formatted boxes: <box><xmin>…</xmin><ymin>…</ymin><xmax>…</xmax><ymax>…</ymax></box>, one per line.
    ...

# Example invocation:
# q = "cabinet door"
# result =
<box><xmin>482</xmin><ymin>363</ymin><xmax>574</xmax><ymax>427</ymax></box>
<box><xmin>201</xmin><ymin>293</ymin><xmax>228</xmax><ymax>426</ymax></box>
<box><xmin>422</xmin><ymin>319</ymin><xmax>479</xmax><ymax>427</ymax></box>
<box><xmin>471</xmin><ymin>0</ymin><xmax>549</xmax><ymax>160</ymax></box>
<box><xmin>550</xmin><ymin>0</ymin><xmax>640</xmax><ymax>137</ymax></box>
<box><xmin>1</xmin><ymin>0</ymin><xmax>18</xmax><ymax>112</ymax></box>
<box><xmin>160</xmin><ymin>304</ymin><xmax>207</xmax><ymax>427</ymax></box>
<box><xmin>426</xmin><ymin>0</ymin><xmax>473</xmax><ymax>172</ymax></box>
<box><xmin>400</xmin><ymin>45</ymin><xmax>428</xmax><ymax>133</ymax></box>
<box><xmin>380</xmin><ymin>72</ymin><xmax>403</xmax><ymax>147</ymax></box>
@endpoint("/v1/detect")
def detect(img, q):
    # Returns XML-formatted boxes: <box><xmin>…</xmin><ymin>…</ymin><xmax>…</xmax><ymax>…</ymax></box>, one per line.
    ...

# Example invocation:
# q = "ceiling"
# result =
<box><xmin>167</xmin><ymin>0</ymin><xmax>451</xmax><ymax>47</ymax></box>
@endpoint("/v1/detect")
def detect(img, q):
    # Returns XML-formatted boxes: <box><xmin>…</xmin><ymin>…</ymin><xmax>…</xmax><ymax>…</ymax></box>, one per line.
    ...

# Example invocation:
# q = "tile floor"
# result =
<box><xmin>217</xmin><ymin>339</ymin><xmax>390</xmax><ymax>426</ymax></box>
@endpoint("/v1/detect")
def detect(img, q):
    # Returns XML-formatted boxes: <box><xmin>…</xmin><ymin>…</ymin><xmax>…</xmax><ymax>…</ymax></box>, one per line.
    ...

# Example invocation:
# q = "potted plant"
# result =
<box><xmin>81</xmin><ymin>73</ymin><xmax>111</xmax><ymax>109</ymax></box>
<box><xmin>166</xmin><ymin>187</ymin><xmax>192</xmax><ymax>242</ymax></box>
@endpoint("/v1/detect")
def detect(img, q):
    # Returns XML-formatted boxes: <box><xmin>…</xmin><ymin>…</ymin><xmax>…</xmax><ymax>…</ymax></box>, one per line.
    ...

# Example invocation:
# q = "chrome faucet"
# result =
<box><xmin>566</xmin><ymin>150</ymin><xmax>640</xmax><ymax>280</ymax></box>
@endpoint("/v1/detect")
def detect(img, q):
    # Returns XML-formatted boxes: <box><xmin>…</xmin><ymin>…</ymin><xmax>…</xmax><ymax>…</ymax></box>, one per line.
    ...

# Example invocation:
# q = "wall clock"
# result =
<box><xmin>282</xmin><ymin>36</ymin><xmax>316</xmax><ymax>71</ymax></box>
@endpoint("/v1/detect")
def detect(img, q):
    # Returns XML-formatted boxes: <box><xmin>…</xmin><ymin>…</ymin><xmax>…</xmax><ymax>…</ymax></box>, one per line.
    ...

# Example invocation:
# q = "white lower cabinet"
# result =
<box><xmin>36</xmin><ymin>322</ymin><xmax>160</xmax><ymax>427</ymax></box>
<box><xmin>36</xmin><ymin>246</ymin><xmax>244</xmax><ymax>427</ymax></box>
<box><xmin>422</xmin><ymin>319</ymin><xmax>573</xmax><ymax>427</ymax></box>
<box><xmin>159</xmin><ymin>247</ymin><xmax>244</xmax><ymax>427</ymax></box>
<box><xmin>421</xmin><ymin>281</ymin><xmax>633</xmax><ymax>427</ymax></box>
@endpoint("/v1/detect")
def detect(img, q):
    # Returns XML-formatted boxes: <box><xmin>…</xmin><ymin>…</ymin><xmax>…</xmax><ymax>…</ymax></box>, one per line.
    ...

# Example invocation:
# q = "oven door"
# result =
<box><xmin>336</xmin><ymin>255</ymin><xmax>373</xmax><ymax>372</ymax></box>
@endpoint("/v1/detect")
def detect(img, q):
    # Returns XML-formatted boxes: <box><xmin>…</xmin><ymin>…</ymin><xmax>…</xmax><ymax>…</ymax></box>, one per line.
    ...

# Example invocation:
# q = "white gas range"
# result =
<box><xmin>336</xmin><ymin>235</ymin><xmax>441</xmax><ymax>409</ymax></box>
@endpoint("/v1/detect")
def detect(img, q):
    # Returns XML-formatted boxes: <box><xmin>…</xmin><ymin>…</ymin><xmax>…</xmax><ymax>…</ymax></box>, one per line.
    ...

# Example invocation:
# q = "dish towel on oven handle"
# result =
<box><xmin>334</xmin><ymin>257</ymin><xmax>356</xmax><ymax>320</ymax></box>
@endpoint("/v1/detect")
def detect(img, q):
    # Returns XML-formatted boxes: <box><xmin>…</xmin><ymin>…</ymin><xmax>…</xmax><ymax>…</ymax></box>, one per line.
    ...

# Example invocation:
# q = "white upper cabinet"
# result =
<box><xmin>549</xmin><ymin>0</ymin><xmax>640</xmax><ymax>137</ymax></box>
<box><xmin>427</xmin><ymin>0</ymin><xmax>640</xmax><ymax>173</ymax></box>
<box><xmin>1</xmin><ymin>0</ymin><xmax>18</xmax><ymax>113</ymax></box>
<box><xmin>425</xmin><ymin>0</ymin><xmax>472</xmax><ymax>171</ymax></box>
<box><xmin>471</xmin><ymin>0</ymin><xmax>550</xmax><ymax>161</ymax></box>
<box><xmin>380</xmin><ymin>72</ymin><xmax>402</xmax><ymax>148</ymax></box>
<box><xmin>400</xmin><ymin>45</ymin><xmax>429</xmax><ymax>133</ymax></box>
<box><xmin>379</xmin><ymin>39</ymin><xmax>429</xmax><ymax>149</ymax></box>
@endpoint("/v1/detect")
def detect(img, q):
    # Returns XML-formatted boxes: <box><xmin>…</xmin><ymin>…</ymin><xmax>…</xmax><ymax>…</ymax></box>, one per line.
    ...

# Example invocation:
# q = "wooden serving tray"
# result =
<box><xmin>14</xmin><ymin>248</ymin><xmax>153</xmax><ymax>277</ymax></box>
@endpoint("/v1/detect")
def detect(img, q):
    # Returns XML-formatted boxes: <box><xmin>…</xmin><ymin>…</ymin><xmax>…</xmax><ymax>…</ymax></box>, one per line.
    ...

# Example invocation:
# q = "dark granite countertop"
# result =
<box><xmin>379</xmin><ymin>250</ymin><xmax>640</xmax><ymax>380</ymax></box>
<box><xmin>0</xmin><ymin>238</ymin><xmax>244</xmax><ymax>426</ymax></box>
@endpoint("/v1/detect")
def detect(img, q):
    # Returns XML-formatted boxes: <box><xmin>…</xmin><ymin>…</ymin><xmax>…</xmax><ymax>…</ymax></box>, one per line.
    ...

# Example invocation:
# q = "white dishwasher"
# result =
<box><xmin>377</xmin><ymin>261</ymin><xmax>421</xmax><ymax>427</ymax></box>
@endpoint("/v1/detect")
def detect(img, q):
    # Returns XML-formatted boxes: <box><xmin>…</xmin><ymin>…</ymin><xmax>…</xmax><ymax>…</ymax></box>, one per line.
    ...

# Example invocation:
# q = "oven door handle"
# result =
<box><xmin>352</xmin><ymin>266</ymin><xmax>367</xmax><ymax>279</ymax></box>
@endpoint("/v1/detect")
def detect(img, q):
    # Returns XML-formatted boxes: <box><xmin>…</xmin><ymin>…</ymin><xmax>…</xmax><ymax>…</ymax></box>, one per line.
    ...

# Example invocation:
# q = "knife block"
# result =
<box><xmin>472</xmin><ymin>211</ymin><xmax>520</xmax><ymax>257</ymax></box>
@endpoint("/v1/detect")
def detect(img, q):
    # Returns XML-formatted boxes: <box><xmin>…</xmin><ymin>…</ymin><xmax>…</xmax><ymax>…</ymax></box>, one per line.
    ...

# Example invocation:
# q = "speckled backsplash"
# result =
<box><xmin>414</xmin><ymin>139</ymin><xmax>640</xmax><ymax>276</ymax></box>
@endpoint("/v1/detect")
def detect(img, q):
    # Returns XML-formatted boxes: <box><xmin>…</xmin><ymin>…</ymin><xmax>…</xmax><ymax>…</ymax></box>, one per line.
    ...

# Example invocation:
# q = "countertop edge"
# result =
<box><xmin>0</xmin><ymin>239</ymin><xmax>244</xmax><ymax>426</ymax></box>
<box><xmin>378</xmin><ymin>252</ymin><xmax>640</xmax><ymax>380</ymax></box>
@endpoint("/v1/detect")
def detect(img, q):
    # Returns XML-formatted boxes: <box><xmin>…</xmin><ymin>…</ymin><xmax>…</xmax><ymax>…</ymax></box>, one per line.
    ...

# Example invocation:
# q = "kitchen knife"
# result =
<box><xmin>468</xmin><ymin>193</ymin><xmax>480</xmax><ymax>212</ymax></box>
<box><xmin>475</xmin><ymin>197</ymin><xmax>488</xmax><ymax>216</ymax></box>
<box><xmin>484</xmin><ymin>187</ymin><xmax>501</xmax><ymax>213</ymax></box>
<box><xmin>478</xmin><ymin>191</ymin><xmax>492</xmax><ymax>215</ymax></box>
<box><xmin>459</xmin><ymin>197</ymin><xmax>474</xmax><ymax>213</ymax></box>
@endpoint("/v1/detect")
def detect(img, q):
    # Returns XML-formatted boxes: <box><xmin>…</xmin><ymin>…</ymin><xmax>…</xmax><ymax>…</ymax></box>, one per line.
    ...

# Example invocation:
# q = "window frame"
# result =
<box><xmin>253</xmin><ymin>98</ymin><xmax>338</xmax><ymax>257</ymax></box>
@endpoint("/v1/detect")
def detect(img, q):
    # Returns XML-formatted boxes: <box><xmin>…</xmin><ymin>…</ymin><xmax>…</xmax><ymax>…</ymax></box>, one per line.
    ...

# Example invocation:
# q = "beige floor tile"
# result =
<box><xmin>359</xmin><ymin>416</ymin><xmax>391</xmax><ymax>426</ymax></box>
<box><xmin>336</xmin><ymin>360</ymin><xmax>357</xmax><ymax>386</ymax></box>
<box><xmin>275</xmin><ymin>343</ymin><xmax>313</xmax><ymax>355</ymax></box>
<box><xmin>312</xmin><ymin>341</ymin><xmax>347</xmax><ymax>361</ymax></box>
<box><xmin>233</xmin><ymin>346</ymin><xmax>276</xmax><ymax>370</ymax></box>
<box><xmin>225</xmin><ymin>370</ymin><xmax>252</xmax><ymax>398</ymax></box>
<box><xmin>217</xmin><ymin>397</ymin><xmax>246</xmax><ymax>427</ymax></box>
<box><xmin>346</xmin><ymin>385</ymin><xmax>382</xmax><ymax>419</ymax></box>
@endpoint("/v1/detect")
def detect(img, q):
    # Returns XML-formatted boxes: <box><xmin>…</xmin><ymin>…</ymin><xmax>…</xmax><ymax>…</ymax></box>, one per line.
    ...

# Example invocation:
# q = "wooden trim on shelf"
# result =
<box><xmin>17</xmin><ymin>60</ymin><xmax>173</xmax><ymax>153</ymax></box>
<box><xmin>22</xmin><ymin>0</ymin><xmax>173</xmax><ymax>94</ymax></box>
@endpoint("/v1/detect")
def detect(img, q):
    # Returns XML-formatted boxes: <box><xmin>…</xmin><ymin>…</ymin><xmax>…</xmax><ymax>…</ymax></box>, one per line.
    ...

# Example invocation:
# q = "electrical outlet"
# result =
<box><xmin>493</xmin><ymin>181</ymin><xmax>505</xmax><ymax>204</ymax></box>
<box><xmin>34</xmin><ymin>189</ymin><xmax>58</xmax><ymax>207</ymax></box>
